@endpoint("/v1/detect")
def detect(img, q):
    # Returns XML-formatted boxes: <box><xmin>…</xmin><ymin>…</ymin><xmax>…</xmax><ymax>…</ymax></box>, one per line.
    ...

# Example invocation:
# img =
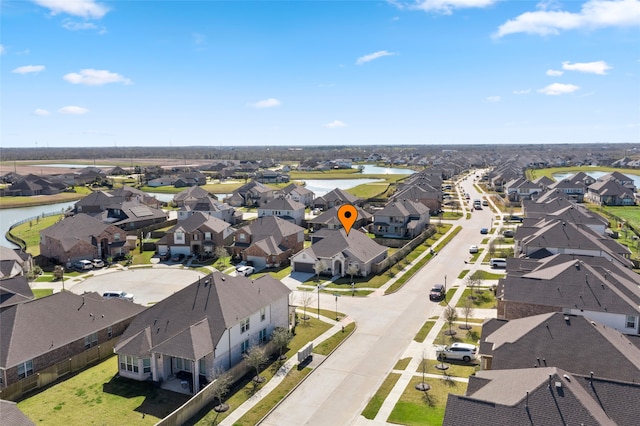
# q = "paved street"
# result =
<box><xmin>259</xmin><ymin>173</ymin><xmax>502</xmax><ymax>426</ymax></box>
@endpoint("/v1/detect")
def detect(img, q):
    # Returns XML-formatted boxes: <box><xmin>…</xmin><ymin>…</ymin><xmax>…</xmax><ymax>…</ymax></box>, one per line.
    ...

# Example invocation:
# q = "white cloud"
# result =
<box><xmin>513</xmin><ymin>89</ymin><xmax>531</xmax><ymax>94</ymax></box>
<box><xmin>63</xmin><ymin>69</ymin><xmax>132</xmax><ymax>86</ymax></box>
<box><xmin>562</xmin><ymin>60</ymin><xmax>612</xmax><ymax>75</ymax></box>
<box><xmin>407</xmin><ymin>0</ymin><xmax>498</xmax><ymax>15</ymax></box>
<box><xmin>537</xmin><ymin>82</ymin><xmax>580</xmax><ymax>95</ymax></box>
<box><xmin>546</xmin><ymin>69</ymin><xmax>564</xmax><ymax>76</ymax></box>
<box><xmin>324</xmin><ymin>120</ymin><xmax>347</xmax><ymax>128</ymax></box>
<box><xmin>494</xmin><ymin>0</ymin><xmax>640</xmax><ymax>37</ymax></box>
<box><xmin>62</xmin><ymin>19</ymin><xmax>105</xmax><ymax>33</ymax></box>
<box><xmin>12</xmin><ymin>65</ymin><xmax>45</xmax><ymax>74</ymax></box>
<box><xmin>356</xmin><ymin>50</ymin><xmax>397</xmax><ymax>65</ymax></box>
<box><xmin>32</xmin><ymin>0</ymin><xmax>109</xmax><ymax>19</ymax></box>
<box><xmin>486</xmin><ymin>96</ymin><xmax>501</xmax><ymax>102</ymax></box>
<box><xmin>59</xmin><ymin>106</ymin><xmax>89</xmax><ymax>115</ymax></box>
<box><xmin>247</xmin><ymin>98</ymin><xmax>281</xmax><ymax>109</ymax></box>
<box><xmin>33</xmin><ymin>108</ymin><xmax>51</xmax><ymax>116</ymax></box>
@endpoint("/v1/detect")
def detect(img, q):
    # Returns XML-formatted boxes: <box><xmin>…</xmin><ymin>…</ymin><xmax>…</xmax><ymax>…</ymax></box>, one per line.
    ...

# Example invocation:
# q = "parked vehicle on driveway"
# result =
<box><xmin>92</xmin><ymin>259</ymin><xmax>105</xmax><ymax>268</ymax></box>
<box><xmin>73</xmin><ymin>259</ymin><xmax>93</xmax><ymax>270</ymax></box>
<box><xmin>490</xmin><ymin>258</ymin><xmax>507</xmax><ymax>268</ymax></box>
<box><xmin>503</xmin><ymin>229</ymin><xmax>514</xmax><ymax>238</ymax></box>
<box><xmin>435</xmin><ymin>342</ymin><xmax>477</xmax><ymax>363</ymax></box>
<box><xmin>236</xmin><ymin>266</ymin><xmax>255</xmax><ymax>276</ymax></box>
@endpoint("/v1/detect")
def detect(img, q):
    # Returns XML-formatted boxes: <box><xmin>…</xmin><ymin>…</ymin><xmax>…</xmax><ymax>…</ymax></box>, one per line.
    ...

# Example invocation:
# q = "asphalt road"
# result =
<box><xmin>261</xmin><ymin>173</ymin><xmax>496</xmax><ymax>426</ymax></box>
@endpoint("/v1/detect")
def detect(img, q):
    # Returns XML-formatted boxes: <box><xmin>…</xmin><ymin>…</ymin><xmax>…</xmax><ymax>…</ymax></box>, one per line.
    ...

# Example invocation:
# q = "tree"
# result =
<box><xmin>53</xmin><ymin>265</ymin><xmax>64</xmax><ymax>281</ymax></box>
<box><xmin>444</xmin><ymin>305</ymin><xmax>458</xmax><ymax>336</ymax></box>
<box><xmin>487</xmin><ymin>239</ymin><xmax>496</xmax><ymax>257</ymax></box>
<box><xmin>207</xmin><ymin>368</ymin><xmax>232</xmax><ymax>413</ymax></box>
<box><xmin>299</xmin><ymin>291</ymin><xmax>314</xmax><ymax>325</ymax></box>
<box><xmin>464</xmin><ymin>274</ymin><xmax>481</xmax><ymax>297</ymax></box>
<box><xmin>346</xmin><ymin>263</ymin><xmax>359</xmax><ymax>283</ymax></box>
<box><xmin>214</xmin><ymin>246</ymin><xmax>228</xmax><ymax>268</ymax></box>
<box><xmin>460</xmin><ymin>297</ymin><xmax>474</xmax><ymax>330</ymax></box>
<box><xmin>271</xmin><ymin>327</ymin><xmax>293</xmax><ymax>360</ymax></box>
<box><xmin>243</xmin><ymin>346</ymin><xmax>268</xmax><ymax>384</ymax></box>
<box><xmin>314</xmin><ymin>259</ymin><xmax>328</xmax><ymax>282</ymax></box>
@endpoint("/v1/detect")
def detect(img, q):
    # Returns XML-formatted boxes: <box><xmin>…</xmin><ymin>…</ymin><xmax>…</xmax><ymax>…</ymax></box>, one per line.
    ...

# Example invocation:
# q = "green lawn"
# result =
<box><xmin>18</xmin><ymin>356</ymin><xmax>190</xmax><ymax>425</ymax></box>
<box><xmin>10</xmin><ymin>214</ymin><xmax>64</xmax><ymax>256</ymax></box>
<box><xmin>455</xmin><ymin>288</ymin><xmax>497</xmax><ymax>309</ymax></box>
<box><xmin>469</xmin><ymin>270</ymin><xmax>504</xmax><ymax>280</ymax></box>
<box><xmin>394</xmin><ymin>358</ymin><xmax>412</xmax><ymax>370</ymax></box>
<box><xmin>417</xmin><ymin>360</ymin><xmax>478</xmax><ymax>379</ymax></box>
<box><xmin>387</xmin><ymin>375</ymin><xmax>467</xmax><ymax>426</ymax></box>
<box><xmin>435</xmin><ymin>325</ymin><xmax>482</xmax><ymax>346</ymax></box>
<box><xmin>414</xmin><ymin>321</ymin><xmax>437</xmax><ymax>343</ymax></box>
<box><xmin>362</xmin><ymin>373</ymin><xmax>401</xmax><ymax>420</ymax></box>
<box><xmin>0</xmin><ymin>187</ymin><xmax>92</xmax><ymax>209</ymax></box>
<box><xmin>33</xmin><ymin>288</ymin><xmax>53</xmax><ymax>298</ymax></box>
<box><xmin>346</xmin><ymin>182</ymin><xmax>392</xmax><ymax>199</ymax></box>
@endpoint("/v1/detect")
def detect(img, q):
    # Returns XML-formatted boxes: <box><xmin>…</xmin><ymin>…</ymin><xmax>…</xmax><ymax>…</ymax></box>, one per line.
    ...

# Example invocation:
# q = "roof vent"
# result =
<box><xmin>563</xmin><ymin>374</ymin><xmax>571</xmax><ymax>382</ymax></box>
<box><xmin>221</xmin><ymin>276</ymin><xmax>225</xmax><ymax>281</ymax></box>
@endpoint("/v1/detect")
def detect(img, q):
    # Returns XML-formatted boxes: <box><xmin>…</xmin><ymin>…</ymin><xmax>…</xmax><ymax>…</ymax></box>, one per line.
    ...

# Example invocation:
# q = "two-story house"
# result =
<box><xmin>157</xmin><ymin>212</ymin><xmax>234</xmax><ymax>259</ymax></box>
<box><xmin>257</xmin><ymin>197</ymin><xmax>306</xmax><ymax>226</ymax></box>
<box><xmin>279</xmin><ymin>183</ymin><xmax>315</xmax><ymax>207</ymax></box>
<box><xmin>177</xmin><ymin>196</ymin><xmax>241</xmax><ymax>224</ymax></box>
<box><xmin>373</xmin><ymin>199</ymin><xmax>430</xmax><ymax>239</ymax></box>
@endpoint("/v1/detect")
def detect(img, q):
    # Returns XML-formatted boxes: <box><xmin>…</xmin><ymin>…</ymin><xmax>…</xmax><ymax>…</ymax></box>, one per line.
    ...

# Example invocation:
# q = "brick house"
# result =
<box><xmin>157</xmin><ymin>212</ymin><xmax>234</xmax><ymax>259</ymax></box>
<box><xmin>257</xmin><ymin>197</ymin><xmax>306</xmax><ymax>226</ymax></box>
<box><xmin>0</xmin><ymin>291</ymin><xmax>144</xmax><ymax>391</ymax></box>
<box><xmin>40</xmin><ymin>213</ymin><xmax>133</xmax><ymax>265</ymax></box>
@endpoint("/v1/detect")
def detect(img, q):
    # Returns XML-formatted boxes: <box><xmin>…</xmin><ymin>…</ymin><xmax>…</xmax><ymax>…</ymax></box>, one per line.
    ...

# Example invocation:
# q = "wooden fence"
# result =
<box><xmin>371</xmin><ymin>226</ymin><xmax>436</xmax><ymax>275</ymax></box>
<box><xmin>0</xmin><ymin>339</ymin><xmax>117</xmax><ymax>402</ymax></box>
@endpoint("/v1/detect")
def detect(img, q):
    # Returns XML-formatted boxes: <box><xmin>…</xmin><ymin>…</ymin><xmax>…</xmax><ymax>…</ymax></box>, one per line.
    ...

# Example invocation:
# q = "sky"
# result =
<box><xmin>1</xmin><ymin>0</ymin><xmax>639</xmax><ymax>148</ymax></box>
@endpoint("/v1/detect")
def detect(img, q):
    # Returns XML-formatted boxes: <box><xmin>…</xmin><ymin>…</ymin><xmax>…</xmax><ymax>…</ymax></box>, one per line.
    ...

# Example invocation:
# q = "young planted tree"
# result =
<box><xmin>460</xmin><ymin>297</ymin><xmax>474</xmax><ymax>330</ymax></box>
<box><xmin>465</xmin><ymin>274</ymin><xmax>482</xmax><ymax>298</ymax></box>
<box><xmin>214</xmin><ymin>246</ymin><xmax>229</xmax><ymax>269</ymax></box>
<box><xmin>271</xmin><ymin>327</ymin><xmax>293</xmax><ymax>360</ymax></box>
<box><xmin>243</xmin><ymin>345</ymin><xmax>268</xmax><ymax>384</ymax></box>
<box><xmin>53</xmin><ymin>265</ymin><xmax>64</xmax><ymax>281</ymax></box>
<box><xmin>346</xmin><ymin>263</ymin><xmax>359</xmax><ymax>284</ymax></box>
<box><xmin>487</xmin><ymin>239</ymin><xmax>496</xmax><ymax>257</ymax></box>
<box><xmin>207</xmin><ymin>368</ymin><xmax>233</xmax><ymax>413</ymax></box>
<box><xmin>444</xmin><ymin>305</ymin><xmax>458</xmax><ymax>336</ymax></box>
<box><xmin>314</xmin><ymin>259</ymin><xmax>328</xmax><ymax>282</ymax></box>
<box><xmin>299</xmin><ymin>291</ymin><xmax>314</xmax><ymax>325</ymax></box>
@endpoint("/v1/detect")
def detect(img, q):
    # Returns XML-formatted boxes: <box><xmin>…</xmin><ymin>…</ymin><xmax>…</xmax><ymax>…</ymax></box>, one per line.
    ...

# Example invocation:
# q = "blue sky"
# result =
<box><xmin>2</xmin><ymin>0</ymin><xmax>639</xmax><ymax>147</ymax></box>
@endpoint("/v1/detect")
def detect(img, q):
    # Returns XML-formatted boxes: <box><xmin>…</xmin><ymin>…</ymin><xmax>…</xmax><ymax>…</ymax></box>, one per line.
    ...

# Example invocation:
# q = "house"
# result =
<box><xmin>224</xmin><ymin>181</ymin><xmax>274</xmax><ymax>207</ymax></box>
<box><xmin>479</xmin><ymin>313</ymin><xmax>640</xmax><ymax>380</ymax></box>
<box><xmin>109</xmin><ymin>186</ymin><xmax>162</xmax><ymax>209</ymax></box>
<box><xmin>257</xmin><ymin>197</ymin><xmax>306</xmax><ymax>226</ymax></box>
<box><xmin>157</xmin><ymin>212</ymin><xmax>234</xmax><ymax>258</ymax></box>
<box><xmin>4</xmin><ymin>174</ymin><xmax>67</xmax><ymax>196</ymax></box>
<box><xmin>496</xmin><ymin>254</ymin><xmax>640</xmax><ymax>334</ymax></box>
<box><xmin>313</xmin><ymin>188</ymin><xmax>362</xmax><ymax>210</ymax></box>
<box><xmin>0</xmin><ymin>276</ymin><xmax>34</xmax><ymax>312</ymax></box>
<box><xmin>504</xmin><ymin>178</ymin><xmax>541</xmax><ymax>202</ymax></box>
<box><xmin>114</xmin><ymin>272</ymin><xmax>292</xmax><ymax>394</ymax></box>
<box><xmin>177</xmin><ymin>196</ymin><xmax>241</xmax><ymax>224</ymax></box>
<box><xmin>514</xmin><ymin>218</ymin><xmax>633</xmax><ymax>267</ymax></box>
<box><xmin>307</xmin><ymin>205</ymin><xmax>372</xmax><ymax>232</ymax></box>
<box><xmin>372</xmin><ymin>199</ymin><xmax>430</xmax><ymax>238</ymax></box>
<box><xmin>0</xmin><ymin>400</ymin><xmax>35</xmax><ymax>425</ymax></box>
<box><xmin>173</xmin><ymin>186</ymin><xmax>218</xmax><ymax>207</ymax></box>
<box><xmin>255</xmin><ymin>170</ymin><xmax>289</xmax><ymax>184</ymax></box>
<box><xmin>147</xmin><ymin>177</ymin><xmax>176</xmax><ymax>187</ymax></box>
<box><xmin>0</xmin><ymin>291</ymin><xmax>144</xmax><ymax>391</ymax></box>
<box><xmin>391</xmin><ymin>184</ymin><xmax>442</xmax><ymax>215</ymax></box>
<box><xmin>598</xmin><ymin>171</ymin><xmax>636</xmax><ymax>191</ymax></box>
<box><xmin>96</xmin><ymin>201</ymin><xmax>168</xmax><ymax>231</ymax></box>
<box><xmin>174</xmin><ymin>171</ymin><xmax>207</xmax><ymax>187</ymax></box>
<box><xmin>291</xmin><ymin>229</ymin><xmax>387</xmax><ymax>277</ymax></box>
<box><xmin>585</xmin><ymin>178</ymin><xmax>636</xmax><ymax>206</ymax></box>
<box><xmin>443</xmin><ymin>367</ymin><xmax>639</xmax><ymax>426</ymax></box>
<box><xmin>522</xmin><ymin>196</ymin><xmax>609</xmax><ymax>235</ymax></box>
<box><xmin>0</xmin><ymin>246</ymin><xmax>33</xmax><ymax>280</ymax></box>
<box><xmin>40</xmin><ymin>213</ymin><xmax>133</xmax><ymax>264</ymax></box>
<box><xmin>232</xmin><ymin>216</ymin><xmax>305</xmax><ymax>269</ymax></box>
<box><xmin>279</xmin><ymin>183</ymin><xmax>315</xmax><ymax>207</ymax></box>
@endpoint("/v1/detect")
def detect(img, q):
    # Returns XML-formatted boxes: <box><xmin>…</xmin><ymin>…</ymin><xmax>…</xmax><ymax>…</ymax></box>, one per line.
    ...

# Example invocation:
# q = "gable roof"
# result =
<box><xmin>315</xmin><ymin>188</ymin><xmax>360</xmax><ymax>205</ymax></box>
<box><xmin>301</xmin><ymin>229</ymin><xmax>387</xmax><ymax>263</ymax></box>
<box><xmin>115</xmin><ymin>272</ymin><xmax>290</xmax><ymax>360</ymax></box>
<box><xmin>308</xmin><ymin>205</ymin><xmax>372</xmax><ymax>226</ymax></box>
<box><xmin>168</xmin><ymin>211</ymin><xmax>231</xmax><ymax>234</ymax></box>
<box><xmin>0</xmin><ymin>276</ymin><xmax>34</xmax><ymax>309</ymax></box>
<box><xmin>259</xmin><ymin>197</ymin><xmax>305</xmax><ymax>211</ymax></box>
<box><xmin>1</xmin><ymin>291</ymin><xmax>144</xmax><ymax>369</ymax></box>
<box><xmin>375</xmin><ymin>199</ymin><xmax>429</xmax><ymax>217</ymax></box>
<box><xmin>40</xmin><ymin>213</ymin><xmax>119</xmax><ymax>250</ymax></box>
<box><xmin>238</xmin><ymin>216</ymin><xmax>304</xmax><ymax>243</ymax></box>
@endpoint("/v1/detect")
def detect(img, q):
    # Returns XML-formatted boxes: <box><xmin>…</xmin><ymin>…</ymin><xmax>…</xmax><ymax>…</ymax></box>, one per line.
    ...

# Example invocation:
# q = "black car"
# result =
<box><xmin>429</xmin><ymin>283</ymin><xmax>446</xmax><ymax>301</ymax></box>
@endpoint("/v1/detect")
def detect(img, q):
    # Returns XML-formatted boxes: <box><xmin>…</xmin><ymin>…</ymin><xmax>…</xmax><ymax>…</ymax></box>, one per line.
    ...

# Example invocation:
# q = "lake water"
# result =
<box><xmin>355</xmin><ymin>164</ymin><xmax>414</xmax><ymax>174</ymax></box>
<box><xmin>553</xmin><ymin>171</ymin><xmax>640</xmax><ymax>188</ymax></box>
<box><xmin>302</xmin><ymin>179</ymin><xmax>384</xmax><ymax>197</ymax></box>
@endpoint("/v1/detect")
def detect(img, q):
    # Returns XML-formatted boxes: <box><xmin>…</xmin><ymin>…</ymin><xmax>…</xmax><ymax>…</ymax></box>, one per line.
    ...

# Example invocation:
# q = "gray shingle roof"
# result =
<box><xmin>301</xmin><ymin>229</ymin><xmax>387</xmax><ymax>263</ymax></box>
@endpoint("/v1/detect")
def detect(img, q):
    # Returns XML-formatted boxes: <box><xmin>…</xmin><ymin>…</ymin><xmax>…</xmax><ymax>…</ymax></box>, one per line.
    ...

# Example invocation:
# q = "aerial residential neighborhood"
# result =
<box><xmin>0</xmin><ymin>143</ymin><xmax>639</xmax><ymax>425</ymax></box>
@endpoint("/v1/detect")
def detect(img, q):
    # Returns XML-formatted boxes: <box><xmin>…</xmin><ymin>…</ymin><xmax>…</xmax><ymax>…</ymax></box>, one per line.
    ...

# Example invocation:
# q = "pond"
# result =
<box><xmin>301</xmin><ymin>179</ymin><xmax>385</xmax><ymax>197</ymax></box>
<box><xmin>355</xmin><ymin>164</ymin><xmax>414</xmax><ymax>175</ymax></box>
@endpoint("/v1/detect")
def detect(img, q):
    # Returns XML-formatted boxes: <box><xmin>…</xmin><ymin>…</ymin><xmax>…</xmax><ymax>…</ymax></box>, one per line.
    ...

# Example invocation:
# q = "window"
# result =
<box><xmin>260</xmin><ymin>308</ymin><xmax>266</xmax><ymax>322</ymax></box>
<box><xmin>114</xmin><ymin>233</ymin><xmax>121</xmax><ymax>242</ymax></box>
<box><xmin>17</xmin><ymin>360</ymin><xmax>34</xmax><ymax>379</ymax></box>
<box><xmin>241</xmin><ymin>317</ymin><xmax>250</xmax><ymax>333</ymax></box>
<box><xmin>175</xmin><ymin>232</ymin><xmax>185</xmax><ymax>244</ymax></box>
<box><xmin>107</xmin><ymin>327</ymin><xmax>113</xmax><ymax>339</ymax></box>
<box><xmin>120</xmin><ymin>355</ymin><xmax>138</xmax><ymax>373</ymax></box>
<box><xmin>238</xmin><ymin>233</ymin><xmax>246</xmax><ymax>242</ymax></box>
<box><xmin>84</xmin><ymin>332</ymin><xmax>98</xmax><ymax>349</ymax></box>
<box><xmin>259</xmin><ymin>328</ymin><xmax>267</xmax><ymax>343</ymax></box>
<box><xmin>626</xmin><ymin>315</ymin><xmax>637</xmax><ymax>329</ymax></box>
<box><xmin>241</xmin><ymin>339</ymin><xmax>250</xmax><ymax>354</ymax></box>
<box><xmin>143</xmin><ymin>358</ymin><xmax>151</xmax><ymax>373</ymax></box>
<box><xmin>176</xmin><ymin>357</ymin><xmax>191</xmax><ymax>372</ymax></box>
<box><xmin>205</xmin><ymin>232</ymin><xmax>212</xmax><ymax>241</ymax></box>
<box><xmin>199</xmin><ymin>358</ymin><xmax>206</xmax><ymax>374</ymax></box>
<box><xmin>193</xmin><ymin>234</ymin><xmax>198</xmax><ymax>241</ymax></box>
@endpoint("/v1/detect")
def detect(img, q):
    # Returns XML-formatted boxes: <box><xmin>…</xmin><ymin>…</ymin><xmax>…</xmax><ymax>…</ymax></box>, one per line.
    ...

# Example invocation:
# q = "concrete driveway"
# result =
<box><xmin>67</xmin><ymin>266</ymin><xmax>206</xmax><ymax>306</ymax></box>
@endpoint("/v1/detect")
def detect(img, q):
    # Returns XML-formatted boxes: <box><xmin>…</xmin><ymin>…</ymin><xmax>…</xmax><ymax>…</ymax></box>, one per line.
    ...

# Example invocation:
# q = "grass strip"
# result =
<box><xmin>362</xmin><ymin>373</ymin><xmax>402</xmax><ymax>420</ymax></box>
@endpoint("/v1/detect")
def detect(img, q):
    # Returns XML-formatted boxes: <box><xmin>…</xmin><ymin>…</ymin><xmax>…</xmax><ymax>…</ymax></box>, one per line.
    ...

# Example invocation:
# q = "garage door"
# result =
<box><xmin>247</xmin><ymin>256</ymin><xmax>266</xmax><ymax>270</ymax></box>
<box><xmin>294</xmin><ymin>261</ymin><xmax>315</xmax><ymax>274</ymax></box>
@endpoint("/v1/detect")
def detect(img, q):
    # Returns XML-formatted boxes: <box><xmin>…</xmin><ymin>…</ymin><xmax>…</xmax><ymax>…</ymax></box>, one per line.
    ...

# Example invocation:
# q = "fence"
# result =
<box><xmin>372</xmin><ymin>225</ymin><xmax>436</xmax><ymax>275</ymax></box>
<box><xmin>0</xmin><ymin>339</ymin><xmax>117</xmax><ymax>402</ymax></box>
<box><xmin>156</xmin><ymin>340</ymin><xmax>278</xmax><ymax>426</ymax></box>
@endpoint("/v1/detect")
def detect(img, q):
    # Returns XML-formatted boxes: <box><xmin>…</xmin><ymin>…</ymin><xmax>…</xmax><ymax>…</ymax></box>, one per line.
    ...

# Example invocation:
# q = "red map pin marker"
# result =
<box><xmin>338</xmin><ymin>204</ymin><xmax>358</xmax><ymax>236</ymax></box>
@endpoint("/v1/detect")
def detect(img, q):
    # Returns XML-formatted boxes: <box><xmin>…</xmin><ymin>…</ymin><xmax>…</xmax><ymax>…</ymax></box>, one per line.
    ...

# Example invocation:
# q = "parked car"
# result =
<box><xmin>482</xmin><ymin>200</ymin><xmax>489</xmax><ymax>206</ymax></box>
<box><xmin>469</xmin><ymin>245</ymin><xmax>479</xmax><ymax>254</ymax></box>
<box><xmin>92</xmin><ymin>259</ymin><xmax>105</xmax><ymax>268</ymax></box>
<box><xmin>171</xmin><ymin>253</ymin><xmax>185</xmax><ymax>262</ymax></box>
<box><xmin>490</xmin><ymin>258</ymin><xmax>507</xmax><ymax>268</ymax></box>
<box><xmin>435</xmin><ymin>342</ymin><xmax>478</xmax><ymax>363</ymax></box>
<box><xmin>503</xmin><ymin>229</ymin><xmax>514</xmax><ymax>238</ymax></box>
<box><xmin>429</xmin><ymin>283</ymin><xmax>446</xmax><ymax>301</ymax></box>
<box><xmin>73</xmin><ymin>259</ymin><xmax>93</xmax><ymax>270</ymax></box>
<box><xmin>102</xmin><ymin>291</ymin><xmax>134</xmax><ymax>302</ymax></box>
<box><xmin>480</xmin><ymin>228</ymin><xmax>489</xmax><ymax>234</ymax></box>
<box><xmin>236</xmin><ymin>266</ymin><xmax>255</xmax><ymax>276</ymax></box>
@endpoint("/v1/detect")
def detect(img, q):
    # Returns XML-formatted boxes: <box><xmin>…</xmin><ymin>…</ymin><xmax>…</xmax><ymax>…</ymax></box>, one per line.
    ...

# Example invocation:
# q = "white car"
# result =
<box><xmin>92</xmin><ymin>259</ymin><xmax>105</xmax><ymax>268</ymax></box>
<box><xmin>102</xmin><ymin>291</ymin><xmax>134</xmax><ymax>302</ymax></box>
<box><xmin>73</xmin><ymin>259</ymin><xmax>93</xmax><ymax>270</ymax></box>
<box><xmin>236</xmin><ymin>266</ymin><xmax>255</xmax><ymax>276</ymax></box>
<box><xmin>469</xmin><ymin>245</ymin><xmax>479</xmax><ymax>254</ymax></box>
<box><xmin>435</xmin><ymin>342</ymin><xmax>477</xmax><ymax>363</ymax></box>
